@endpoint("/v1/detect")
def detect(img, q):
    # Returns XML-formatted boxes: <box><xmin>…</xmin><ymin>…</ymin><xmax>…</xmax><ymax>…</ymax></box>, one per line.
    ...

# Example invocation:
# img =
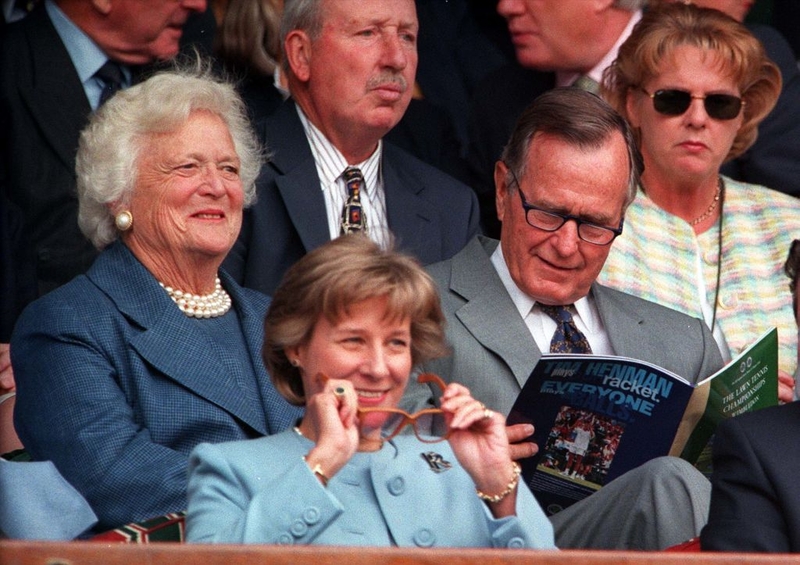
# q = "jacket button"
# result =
<box><xmin>303</xmin><ymin>507</ymin><xmax>321</xmax><ymax>524</ymax></box>
<box><xmin>387</xmin><ymin>476</ymin><xmax>405</xmax><ymax>495</ymax></box>
<box><xmin>507</xmin><ymin>537</ymin><xmax>526</xmax><ymax>548</ymax></box>
<box><xmin>290</xmin><ymin>519</ymin><xmax>308</xmax><ymax>537</ymax></box>
<box><xmin>277</xmin><ymin>533</ymin><xmax>294</xmax><ymax>545</ymax></box>
<box><xmin>413</xmin><ymin>528</ymin><xmax>435</xmax><ymax>547</ymax></box>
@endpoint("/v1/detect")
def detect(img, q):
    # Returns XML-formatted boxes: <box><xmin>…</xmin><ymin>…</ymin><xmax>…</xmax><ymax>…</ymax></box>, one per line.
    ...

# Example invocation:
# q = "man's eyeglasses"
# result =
<box><xmin>507</xmin><ymin>167</ymin><xmax>623</xmax><ymax>246</ymax></box>
<box><xmin>640</xmin><ymin>88</ymin><xmax>744</xmax><ymax>121</ymax></box>
<box><xmin>358</xmin><ymin>373</ymin><xmax>450</xmax><ymax>443</ymax></box>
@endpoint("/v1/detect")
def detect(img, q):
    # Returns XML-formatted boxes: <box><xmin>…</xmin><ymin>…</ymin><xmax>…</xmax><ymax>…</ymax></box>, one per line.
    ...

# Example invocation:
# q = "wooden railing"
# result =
<box><xmin>1</xmin><ymin>541</ymin><xmax>797</xmax><ymax>565</ymax></box>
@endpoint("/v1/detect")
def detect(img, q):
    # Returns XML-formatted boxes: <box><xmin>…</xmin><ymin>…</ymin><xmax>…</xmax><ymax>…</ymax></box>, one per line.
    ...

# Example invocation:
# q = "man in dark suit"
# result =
<box><xmin>414</xmin><ymin>89</ymin><xmax>723</xmax><ymax>549</ymax></box>
<box><xmin>701</xmin><ymin>402</ymin><xmax>800</xmax><ymax>551</ymax></box>
<box><xmin>0</xmin><ymin>0</ymin><xmax>206</xmax><ymax>296</ymax></box>
<box><xmin>701</xmin><ymin>239</ymin><xmax>800</xmax><ymax>549</ymax></box>
<box><xmin>469</xmin><ymin>0</ymin><xmax>800</xmax><ymax>237</ymax></box>
<box><xmin>223</xmin><ymin>0</ymin><xmax>480</xmax><ymax>296</ymax></box>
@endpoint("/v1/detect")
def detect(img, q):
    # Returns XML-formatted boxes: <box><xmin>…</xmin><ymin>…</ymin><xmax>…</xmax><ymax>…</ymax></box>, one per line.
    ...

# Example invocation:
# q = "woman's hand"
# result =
<box><xmin>0</xmin><ymin>344</ymin><xmax>14</xmax><ymax>396</ymax></box>
<box><xmin>440</xmin><ymin>383</ymin><xmax>518</xmax><ymax>518</ymax></box>
<box><xmin>778</xmin><ymin>370</ymin><xmax>795</xmax><ymax>404</ymax></box>
<box><xmin>301</xmin><ymin>377</ymin><xmax>360</xmax><ymax>485</ymax></box>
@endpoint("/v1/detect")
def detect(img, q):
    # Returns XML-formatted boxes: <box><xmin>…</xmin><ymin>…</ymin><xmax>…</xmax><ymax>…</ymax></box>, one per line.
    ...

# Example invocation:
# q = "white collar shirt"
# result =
<box><xmin>556</xmin><ymin>10</ymin><xmax>642</xmax><ymax>88</ymax></box>
<box><xmin>46</xmin><ymin>0</ymin><xmax>130</xmax><ymax>111</ymax></box>
<box><xmin>490</xmin><ymin>243</ymin><xmax>614</xmax><ymax>355</ymax></box>
<box><xmin>296</xmin><ymin>105</ymin><xmax>390</xmax><ymax>248</ymax></box>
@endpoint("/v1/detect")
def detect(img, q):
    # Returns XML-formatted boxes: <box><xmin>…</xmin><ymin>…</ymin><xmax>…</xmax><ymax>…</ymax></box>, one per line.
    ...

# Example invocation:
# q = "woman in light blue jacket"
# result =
<box><xmin>186</xmin><ymin>236</ymin><xmax>555</xmax><ymax>549</ymax></box>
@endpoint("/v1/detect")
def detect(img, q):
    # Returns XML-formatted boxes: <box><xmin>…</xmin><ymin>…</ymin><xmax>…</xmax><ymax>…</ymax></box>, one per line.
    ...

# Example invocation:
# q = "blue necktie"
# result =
<box><xmin>340</xmin><ymin>167</ymin><xmax>367</xmax><ymax>234</ymax></box>
<box><xmin>95</xmin><ymin>61</ymin><xmax>124</xmax><ymax>106</ymax></box>
<box><xmin>539</xmin><ymin>304</ymin><xmax>593</xmax><ymax>354</ymax></box>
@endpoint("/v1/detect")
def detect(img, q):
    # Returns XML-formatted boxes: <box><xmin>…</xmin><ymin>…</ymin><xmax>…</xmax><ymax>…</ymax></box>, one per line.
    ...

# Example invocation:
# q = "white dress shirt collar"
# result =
<box><xmin>490</xmin><ymin>242</ymin><xmax>613</xmax><ymax>354</ymax></box>
<box><xmin>556</xmin><ymin>9</ymin><xmax>642</xmax><ymax>88</ymax></box>
<box><xmin>295</xmin><ymin>105</ymin><xmax>389</xmax><ymax>246</ymax></box>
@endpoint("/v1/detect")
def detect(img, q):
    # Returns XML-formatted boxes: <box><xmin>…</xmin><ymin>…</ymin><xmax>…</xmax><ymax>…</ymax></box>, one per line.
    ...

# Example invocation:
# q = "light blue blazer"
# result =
<box><xmin>11</xmin><ymin>242</ymin><xmax>302</xmax><ymax>532</ymax></box>
<box><xmin>187</xmin><ymin>429</ymin><xmax>555</xmax><ymax>548</ymax></box>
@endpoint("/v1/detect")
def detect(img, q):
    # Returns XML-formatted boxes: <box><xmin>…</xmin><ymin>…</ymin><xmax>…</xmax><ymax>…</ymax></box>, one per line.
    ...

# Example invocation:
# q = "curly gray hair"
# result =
<box><xmin>76</xmin><ymin>64</ymin><xmax>264</xmax><ymax>250</ymax></box>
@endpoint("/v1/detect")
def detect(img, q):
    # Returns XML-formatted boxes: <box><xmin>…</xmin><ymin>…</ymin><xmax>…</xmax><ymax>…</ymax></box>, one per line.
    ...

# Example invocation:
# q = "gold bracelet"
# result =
<box><xmin>476</xmin><ymin>461</ymin><xmax>521</xmax><ymax>503</ymax></box>
<box><xmin>303</xmin><ymin>456</ymin><xmax>329</xmax><ymax>487</ymax></box>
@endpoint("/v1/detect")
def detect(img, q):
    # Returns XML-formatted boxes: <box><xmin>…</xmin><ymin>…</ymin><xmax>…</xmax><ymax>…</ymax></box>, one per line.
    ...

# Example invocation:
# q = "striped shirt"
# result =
<box><xmin>599</xmin><ymin>176</ymin><xmax>800</xmax><ymax>378</ymax></box>
<box><xmin>296</xmin><ymin>106</ymin><xmax>390</xmax><ymax>249</ymax></box>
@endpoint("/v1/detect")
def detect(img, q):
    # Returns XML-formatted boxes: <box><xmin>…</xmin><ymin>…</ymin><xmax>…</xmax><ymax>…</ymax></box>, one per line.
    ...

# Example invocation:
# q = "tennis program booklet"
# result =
<box><xmin>507</xmin><ymin>328</ymin><xmax>778</xmax><ymax>516</ymax></box>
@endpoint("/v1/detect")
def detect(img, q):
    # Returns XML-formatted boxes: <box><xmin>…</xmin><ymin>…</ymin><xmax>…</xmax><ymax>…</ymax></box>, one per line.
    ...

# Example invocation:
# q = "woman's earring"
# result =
<box><xmin>115</xmin><ymin>210</ymin><xmax>133</xmax><ymax>231</ymax></box>
<box><xmin>290</xmin><ymin>359</ymin><xmax>300</xmax><ymax>367</ymax></box>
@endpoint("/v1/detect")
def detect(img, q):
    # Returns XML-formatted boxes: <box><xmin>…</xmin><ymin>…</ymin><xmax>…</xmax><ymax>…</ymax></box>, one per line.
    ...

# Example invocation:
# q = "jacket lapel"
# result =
<box><xmin>224</xmin><ymin>276</ymin><xmax>304</xmax><ymax>433</ymax></box>
<box><xmin>381</xmin><ymin>146</ymin><xmax>437</xmax><ymax>257</ymax></box>
<box><xmin>19</xmin><ymin>7</ymin><xmax>92</xmax><ymax>170</ymax></box>
<box><xmin>88</xmin><ymin>243</ymin><xmax>270</xmax><ymax>435</ymax></box>
<box><xmin>264</xmin><ymin>102</ymin><xmax>330</xmax><ymax>252</ymax></box>
<box><xmin>592</xmin><ymin>283</ymin><xmax>647</xmax><ymax>360</ymax></box>
<box><xmin>450</xmin><ymin>237</ymin><xmax>541</xmax><ymax>389</ymax></box>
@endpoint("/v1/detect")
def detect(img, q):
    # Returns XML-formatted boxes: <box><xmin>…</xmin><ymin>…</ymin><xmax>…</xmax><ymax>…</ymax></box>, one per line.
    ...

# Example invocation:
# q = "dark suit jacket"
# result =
<box><xmin>0</xmin><ymin>4</ymin><xmax>98</xmax><ymax>290</ymax></box>
<box><xmin>415</xmin><ymin>236</ymin><xmax>724</xmax><ymax>415</ymax></box>
<box><xmin>719</xmin><ymin>23</ymin><xmax>800</xmax><ymax>197</ymax></box>
<box><xmin>11</xmin><ymin>242</ymin><xmax>302</xmax><ymax>532</ymax></box>
<box><xmin>465</xmin><ymin>65</ymin><xmax>554</xmax><ymax>237</ymax></box>
<box><xmin>0</xmin><ymin>194</ymin><xmax>36</xmax><ymax>341</ymax></box>
<box><xmin>223</xmin><ymin>100</ymin><xmax>480</xmax><ymax>296</ymax></box>
<box><xmin>701</xmin><ymin>402</ymin><xmax>800</xmax><ymax>552</ymax></box>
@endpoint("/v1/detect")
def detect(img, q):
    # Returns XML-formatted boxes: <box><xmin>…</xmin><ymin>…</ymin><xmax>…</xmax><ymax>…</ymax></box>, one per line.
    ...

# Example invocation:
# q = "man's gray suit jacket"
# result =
<box><xmin>421</xmin><ymin>236</ymin><xmax>724</xmax><ymax>415</ymax></box>
<box><xmin>410</xmin><ymin>236</ymin><xmax>724</xmax><ymax>549</ymax></box>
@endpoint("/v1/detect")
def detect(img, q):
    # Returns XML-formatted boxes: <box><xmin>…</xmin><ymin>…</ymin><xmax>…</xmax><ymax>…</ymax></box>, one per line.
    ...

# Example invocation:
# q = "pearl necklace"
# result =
<box><xmin>159</xmin><ymin>277</ymin><xmax>232</xmax><ymax>318</ymax></box>
<box><xmin>689</xmin><ymin>177</ymin><xmax>723</xmax><ymax>226</ymax></box>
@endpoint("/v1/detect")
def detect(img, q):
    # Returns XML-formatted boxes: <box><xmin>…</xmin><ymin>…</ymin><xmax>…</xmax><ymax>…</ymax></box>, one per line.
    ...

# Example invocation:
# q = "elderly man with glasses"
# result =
<box><xmin>408</xmin><ymin>88</ymin><xmax>724</xmax><ymax>550</ymax></box>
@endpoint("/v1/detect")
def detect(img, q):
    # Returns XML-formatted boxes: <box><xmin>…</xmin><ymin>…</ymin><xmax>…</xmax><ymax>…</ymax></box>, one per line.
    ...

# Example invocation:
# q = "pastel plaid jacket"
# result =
<box><xmin>599</xmin><ymin>177</ymin><xmax>800</xmax><ymax>377</ymax></box>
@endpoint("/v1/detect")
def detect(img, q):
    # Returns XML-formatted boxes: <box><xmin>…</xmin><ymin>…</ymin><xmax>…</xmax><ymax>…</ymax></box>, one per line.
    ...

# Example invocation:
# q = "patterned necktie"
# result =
<box><xmin>539</xmin><ymin>304</ymin><xmax>593</xmax><ymax>354</ymax></box>
<box><xmin>95</xmin><ymin>61</ymin><xmax>124</xmax><ymax>106</ymax></box>
<box><xmin>573</xmin><ymin>74</ymin><xmax>600</xmax><ymax>96</ymax></box>
<box><xmin>340</xmin><ymin>166</ymin><xmax>367</xmax><ymax>234</ymax></box>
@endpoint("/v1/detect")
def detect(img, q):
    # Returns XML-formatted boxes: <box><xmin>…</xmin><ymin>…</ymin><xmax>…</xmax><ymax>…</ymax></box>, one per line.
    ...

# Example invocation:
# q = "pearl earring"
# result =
<box><xmin>115</xmin><ymin>210</ymin><xmax>133</xmax><ymax>231</ymax></box>
<box><xmin>290</xmin><ymin>359</ymin><xmax>299</xmax><ymax>367</ymax></box>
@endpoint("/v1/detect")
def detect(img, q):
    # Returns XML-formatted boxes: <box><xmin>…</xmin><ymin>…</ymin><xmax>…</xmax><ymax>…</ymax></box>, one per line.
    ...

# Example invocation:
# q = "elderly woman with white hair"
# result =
<box><xmin>10</xmin><ymin>66</ymin><xmax>302</xmax><ymax>534</ymax></box>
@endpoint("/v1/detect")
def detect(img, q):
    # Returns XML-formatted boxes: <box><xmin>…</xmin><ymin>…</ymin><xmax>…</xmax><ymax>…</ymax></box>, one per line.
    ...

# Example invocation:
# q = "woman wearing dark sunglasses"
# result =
<box><xmin>184</xmin><ymin>235</ymin><xmax>555</xmax><ymax>548</ymax></box>
<box><xmin>597</xmin><ymin>3</ymin><xmax>800</xmax><ymax>403</ymax></box>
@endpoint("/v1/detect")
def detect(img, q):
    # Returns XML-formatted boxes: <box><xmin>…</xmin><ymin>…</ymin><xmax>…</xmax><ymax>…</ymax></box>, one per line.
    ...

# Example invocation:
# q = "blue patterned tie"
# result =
<box><xmin>340</xmin><ymin>167</ymin><xmax>367</xmax><ymax>234</ymax></box>
<box><xmin>539</xmin><ymin>304</ymin><xmax>593</xmax><ymax>354</ymax></box>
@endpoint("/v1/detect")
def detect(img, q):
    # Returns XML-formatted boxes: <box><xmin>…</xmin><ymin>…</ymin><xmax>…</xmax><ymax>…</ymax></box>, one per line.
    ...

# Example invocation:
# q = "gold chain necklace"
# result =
<box><xmin>689</xmin><ymin>177</ymin><xmax>723</xmax><ymax>226</ymax></box>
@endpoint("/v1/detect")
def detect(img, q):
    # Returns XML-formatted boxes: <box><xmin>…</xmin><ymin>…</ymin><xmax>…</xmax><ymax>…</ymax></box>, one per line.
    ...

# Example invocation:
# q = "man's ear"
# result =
<box><xmin>90</xmin><ymin>0</ymin><xmax>113</xmax><ymax>16</ymax></box>
<box><xmin>594</xmin><ymin>0</ymin><xmax>618</xmax><ymax>14</ymax></box>
<box><xmin>284</xmin><ymin>30</ymin><xmax>313</xmax><ymax>83</ymax></box>
<box><xmin>494</xmin><ymin>160</ymin><xmax>510</xmax><ymax>224</ymax></box>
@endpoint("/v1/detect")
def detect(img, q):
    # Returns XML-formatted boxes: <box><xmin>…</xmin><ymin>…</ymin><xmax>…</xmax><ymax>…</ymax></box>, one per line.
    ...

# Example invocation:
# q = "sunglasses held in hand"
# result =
<box><xmin>318</xmin><ymin>372</ymin><xmax>451</xmax><ymax>443</ymax></box>
<box><xmin>640</xmin><ymin>87</ymin><xmax>744</xmax><ymax>120</ymax></box>
<box><xmin>358</xmin><ymin>373</ymin><xmax>451</xmax><ymax>443</ymax></box>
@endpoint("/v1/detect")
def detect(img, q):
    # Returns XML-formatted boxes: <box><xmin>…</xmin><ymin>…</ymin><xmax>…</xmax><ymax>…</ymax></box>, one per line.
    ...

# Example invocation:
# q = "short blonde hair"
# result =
<box><xmin>263</xmin><ymin>235</ymin><xmax>448</xmax><ymax>405</ymax></box>
<box><xmin>601</xmin><ymin>3</ymin><xmax>781</xmax><ymax>161</ymax></box>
